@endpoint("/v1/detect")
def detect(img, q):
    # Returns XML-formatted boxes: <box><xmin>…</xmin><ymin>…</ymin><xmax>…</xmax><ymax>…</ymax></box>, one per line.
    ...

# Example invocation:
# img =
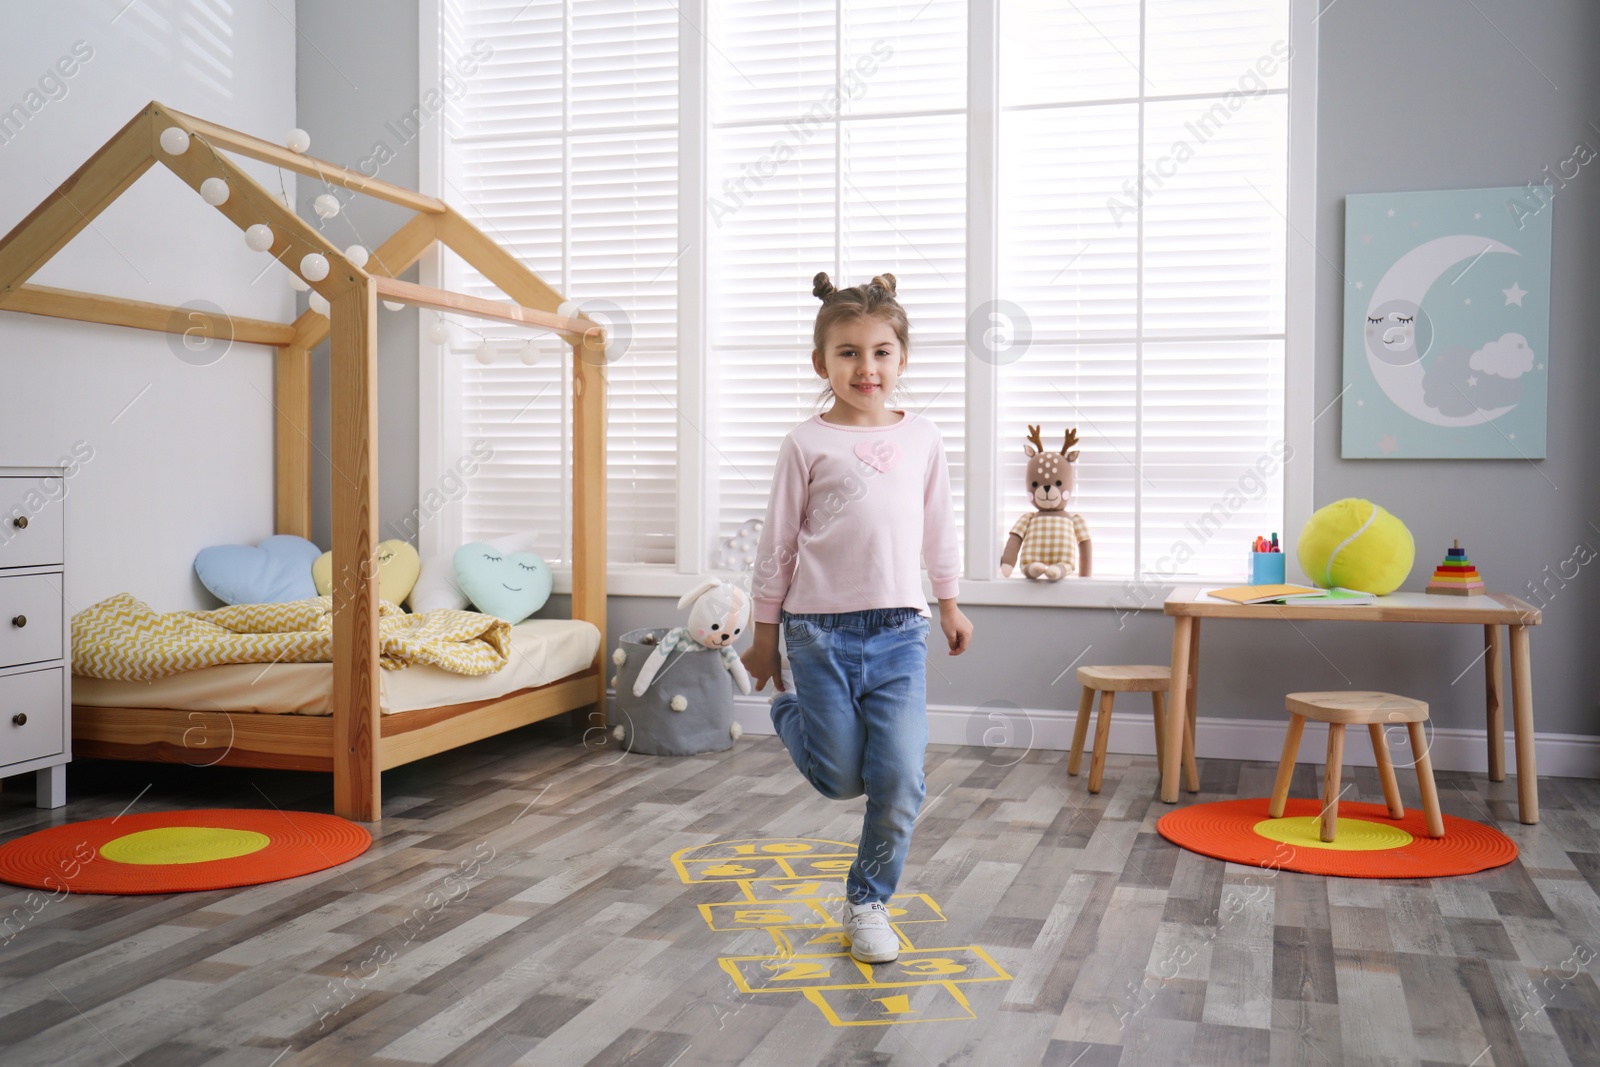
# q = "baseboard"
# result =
<box><xmin>713</xmin><ymin>695</ymin><xmax>1600</xmax><ymax>780</ymax></box>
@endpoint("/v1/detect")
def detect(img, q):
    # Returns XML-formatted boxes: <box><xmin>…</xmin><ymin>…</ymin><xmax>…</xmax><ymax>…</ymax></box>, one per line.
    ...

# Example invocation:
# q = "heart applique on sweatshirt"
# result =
<box><xmin>854</xmin><ymin>439</ymin><xmax>900</xmax><ymax>474</ymax></box>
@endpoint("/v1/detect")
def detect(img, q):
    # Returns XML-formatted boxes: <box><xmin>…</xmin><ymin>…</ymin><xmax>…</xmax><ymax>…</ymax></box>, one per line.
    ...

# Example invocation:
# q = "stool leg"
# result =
<box><xmin>1408</xmin><ymin>720</ymin><xmax>1445</xmax><ymax>838</ymax></box>
<box><xmin>1369</xmin><ymin>722</ymin><xmax>1405</xmax><ymax>819</ymax></box>
<box><xmin>1151</xmin><ymin>690</ymin><xmax>1168</xmax><ymax>773</ymax></box>
<box><xmin>1181</xmin><ymin>700</ymin><xmax>1200</xmax><ymax>794</ymax></box>
<box><xmin>1321</xmin><ymin>723</ymin><xmax>1346</xmax><ymax>843</ymax></box>
<box><xmin>1269</xmin><ymin>714</ymin><xmax>1305</xmax><ymax>818</ymax></box>
<box><xmin>1088</xmin><ymin>690</ymin><xmax>1116</xmax><ymax>794</ymax></box>
<box><xmin>1068</xmin><ymin>686</ymin><xmax>1095</xmax><ymax>777</ymax></box>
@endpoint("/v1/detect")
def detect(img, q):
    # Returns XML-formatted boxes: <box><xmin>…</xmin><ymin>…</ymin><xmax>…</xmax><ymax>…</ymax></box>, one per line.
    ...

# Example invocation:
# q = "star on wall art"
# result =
<box><xmin>1341</xmin><ymin>186</ymin><xmax>1551</xmax><ymax>458</ymax></box>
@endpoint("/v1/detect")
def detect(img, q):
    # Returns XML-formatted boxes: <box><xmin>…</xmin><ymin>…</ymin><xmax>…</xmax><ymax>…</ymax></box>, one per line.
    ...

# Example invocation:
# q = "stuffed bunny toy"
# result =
<box><xmin>631</xmin><ymin>576</ymin><xmax>753</xmax><ymax>697</ymax></box>
<box><xmin>1000</xmin><ymin>425</ymin><xmax>1093</xmax><ymax>580</ymax></box>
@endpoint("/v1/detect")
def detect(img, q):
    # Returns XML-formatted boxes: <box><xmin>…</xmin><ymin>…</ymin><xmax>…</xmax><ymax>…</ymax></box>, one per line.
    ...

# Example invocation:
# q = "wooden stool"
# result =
<box><xmin>1069</xmin><ymin>665</ymin><xmax>1198</xmax><ymax>795</ymax></box>
<box><xmin>1273</xmin><ymin>691</ymin><xmax>1444</xmax><ymax>841</ymax></box>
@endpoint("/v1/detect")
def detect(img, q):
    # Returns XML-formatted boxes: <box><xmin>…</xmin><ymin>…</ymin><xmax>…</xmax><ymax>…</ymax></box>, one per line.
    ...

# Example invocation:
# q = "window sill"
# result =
<box><xmin>549</xmin><ymin>565</ymin><xmax>1255</xmax><ymax>611</ymax></box>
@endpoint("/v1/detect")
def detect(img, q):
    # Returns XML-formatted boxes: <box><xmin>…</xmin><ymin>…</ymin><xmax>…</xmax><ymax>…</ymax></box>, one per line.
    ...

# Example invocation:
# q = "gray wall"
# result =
<box><xmin>299</xmin><ymin>0</ymin><xmax>1599</xmax><ymax>738</ymax></box>
<box><xmin>295</xmin><ymin>0</ymin><xmax>422</xmax><ymax>553</ymax></box>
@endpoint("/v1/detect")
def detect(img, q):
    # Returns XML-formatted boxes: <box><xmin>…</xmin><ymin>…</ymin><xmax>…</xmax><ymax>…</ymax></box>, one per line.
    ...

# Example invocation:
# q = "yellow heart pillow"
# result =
<box><xmin>312</xmin><ymin>539</ymin><xmax>421</xmax><ymax>606</ymax></box>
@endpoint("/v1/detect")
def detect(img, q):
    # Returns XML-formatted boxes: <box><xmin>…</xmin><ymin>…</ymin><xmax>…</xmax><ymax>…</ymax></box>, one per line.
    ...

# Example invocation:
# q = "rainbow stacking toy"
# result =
<box><xmin>1425</xmin><ymin>539</ymin><xmax>1486</xmax><ymax>596</ymax></box>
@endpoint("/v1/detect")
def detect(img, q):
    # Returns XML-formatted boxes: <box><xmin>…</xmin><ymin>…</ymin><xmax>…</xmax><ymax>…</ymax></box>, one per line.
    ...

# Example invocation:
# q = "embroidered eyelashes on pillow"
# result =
<box><xmin>311</xmin><ymin>539</ymin><xmax>421</xmax><ymax>607</ymax></box>
<box><xmin>452</xmin><ymin>541</ymin><xmax>553</xmax><ymax>624</ymax></box>
<box><xmin>410</xmin><ymin>533</ymin><xmax>531</xmax><ymax>613</ymax></box>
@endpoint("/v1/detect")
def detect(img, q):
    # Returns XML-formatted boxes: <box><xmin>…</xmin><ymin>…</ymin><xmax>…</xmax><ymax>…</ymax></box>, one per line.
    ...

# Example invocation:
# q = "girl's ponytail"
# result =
<box><xmin>813</xmin><ymin>272</ymin><xmax>837</xmax><ymax>300</ymax></box>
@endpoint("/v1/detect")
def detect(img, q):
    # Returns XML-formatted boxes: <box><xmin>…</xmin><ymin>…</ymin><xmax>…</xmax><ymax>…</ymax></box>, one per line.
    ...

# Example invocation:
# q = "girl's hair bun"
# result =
<box><xmin>812</xmin><ymin>272</ymin><xmax>837</xmax><ymax>301</ymax></box>
<box><xmin>869</xmin><ymin>273</ymin><xmax>897</xmax><ymax>295</ymax></box>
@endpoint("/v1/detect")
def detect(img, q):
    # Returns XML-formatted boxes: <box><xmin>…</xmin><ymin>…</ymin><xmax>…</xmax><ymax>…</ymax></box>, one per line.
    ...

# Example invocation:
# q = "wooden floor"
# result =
<box><xmin>0</xmin><ymin>722</ymin><xmax>1598</xmax><ymax>1067</ymax></box>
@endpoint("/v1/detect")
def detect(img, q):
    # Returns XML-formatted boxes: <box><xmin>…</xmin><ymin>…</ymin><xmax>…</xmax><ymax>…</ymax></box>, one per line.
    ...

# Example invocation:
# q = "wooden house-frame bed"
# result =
<box><xmin>0</xmin><ymin>101</ymin><xmax>608</xmax><ymax>822</ymax></box>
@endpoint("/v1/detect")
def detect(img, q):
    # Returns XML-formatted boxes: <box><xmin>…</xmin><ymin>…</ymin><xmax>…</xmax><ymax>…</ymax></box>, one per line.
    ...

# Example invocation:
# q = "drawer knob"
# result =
<box><xmin>11</xmin><ymin>713</ymin><xmax>24</xmax><ymax>726</ymax></box>
<box><xmin>10</xmin><ymin>615</ymin><xmax>23</xmax><ymax>628</ymax></box>
<box><xmin>10</xmin><ymin>516</ymin><xmax>25</xmax><ymax>530</ymax></box>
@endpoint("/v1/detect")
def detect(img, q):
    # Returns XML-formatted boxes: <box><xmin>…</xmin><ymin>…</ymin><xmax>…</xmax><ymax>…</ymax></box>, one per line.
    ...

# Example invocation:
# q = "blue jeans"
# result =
<box><xmin>769</xmin><ymin>607</ymin><xmax>931</xmax><ymax>905</ymax></box>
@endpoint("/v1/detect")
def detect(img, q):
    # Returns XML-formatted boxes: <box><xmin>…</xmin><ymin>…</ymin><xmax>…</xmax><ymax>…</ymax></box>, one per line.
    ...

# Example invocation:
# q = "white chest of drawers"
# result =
<box><xmin>0</xmin><ymin>467</ymin><xmax>70</xmax><ymax>808</ymax></box>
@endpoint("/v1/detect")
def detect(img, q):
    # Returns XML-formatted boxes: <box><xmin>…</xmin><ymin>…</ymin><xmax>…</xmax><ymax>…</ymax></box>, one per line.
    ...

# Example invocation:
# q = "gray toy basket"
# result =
<box><xmin>611</xmin><ymin>627</ymin><xmax>740</xmax><ymax>756</ymax></box>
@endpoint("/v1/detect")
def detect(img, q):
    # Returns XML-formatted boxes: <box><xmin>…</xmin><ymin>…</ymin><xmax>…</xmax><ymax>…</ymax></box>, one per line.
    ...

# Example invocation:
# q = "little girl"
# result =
<box><xmin>740</xmin><ymin>271</ymin><xmax>973</xmax><ymax>965</ymax></box>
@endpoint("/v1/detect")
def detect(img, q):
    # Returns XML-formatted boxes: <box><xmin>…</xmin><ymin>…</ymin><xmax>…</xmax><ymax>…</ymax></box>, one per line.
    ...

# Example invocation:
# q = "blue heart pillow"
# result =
<box><xmin>453</xmin><ymin>542</ymin><xmax>552</xmax><ymax>624</ymax></box>
<box><xmin>195</xmin><ymin>534</ymin><xmax>322</xmax><ymax>605</ymax></box>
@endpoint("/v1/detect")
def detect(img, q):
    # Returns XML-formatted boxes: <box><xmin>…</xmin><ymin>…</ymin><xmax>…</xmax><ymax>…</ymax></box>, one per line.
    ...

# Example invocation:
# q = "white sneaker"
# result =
<box><xmin>841</xmin><ymin>901</ymin><xmax>899</xmax><ymax>963</ymax></box>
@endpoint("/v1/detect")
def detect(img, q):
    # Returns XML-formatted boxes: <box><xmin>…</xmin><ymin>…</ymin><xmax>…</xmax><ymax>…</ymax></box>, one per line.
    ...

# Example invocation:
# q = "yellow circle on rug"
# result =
<box><xmin>1251</xmin><ymin>816</ymin><xmax>1413</xmax><ymax>852</ymax></box>
<box><xmin>100</xmin><ymin>827</ymin><xmax>271</xmax><ymax>865</ymax></box>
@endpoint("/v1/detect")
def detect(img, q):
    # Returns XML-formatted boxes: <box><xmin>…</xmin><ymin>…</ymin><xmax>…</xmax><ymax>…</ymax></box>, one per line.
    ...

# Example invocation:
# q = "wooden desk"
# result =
<box><xmin>1161</xmin><ymin>587</ymin><xmax>1543</xmax><ymax>823</ymax></box>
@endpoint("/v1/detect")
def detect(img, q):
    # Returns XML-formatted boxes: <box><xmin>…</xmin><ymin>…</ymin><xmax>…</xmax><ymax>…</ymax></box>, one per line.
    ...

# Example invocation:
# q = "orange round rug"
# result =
<box><xmin>1157</xmin><ymin>798</ymin><xmax>1517</xmax><ymax>878</ymax></box>
<box><xmin>0</xmin><ymin>809</ymin><xmax>371</xmax><ymax>895</ymax></box>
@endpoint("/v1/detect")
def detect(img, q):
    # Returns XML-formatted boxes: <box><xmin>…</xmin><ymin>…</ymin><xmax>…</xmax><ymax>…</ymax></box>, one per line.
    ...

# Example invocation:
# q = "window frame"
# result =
<box><xmin>419</xmin><ymin>0</ymin><xmax>1319</xmax><ymax>607</ymax></box>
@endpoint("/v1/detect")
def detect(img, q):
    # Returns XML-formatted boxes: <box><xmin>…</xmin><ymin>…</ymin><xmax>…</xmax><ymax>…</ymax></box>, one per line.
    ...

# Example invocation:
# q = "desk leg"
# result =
<box><xmin>1162</xmin><ymin>616</ymin><xmax>1193</xmax><ymax>804</ymax></box>
<box><xmin>1484</xmin><ymin>624</ymin><xmax>1504</xmax><ymax>782</ymax></box>
<box><xmin>1184</xmin><ymin>618</ymin><xmax>1202</xmax><ymax>793</ymax></box>
<box><xmin>1510</xmin><ymin>624</ymin><xmax>1538</xmax><ymax>824</ymax></box>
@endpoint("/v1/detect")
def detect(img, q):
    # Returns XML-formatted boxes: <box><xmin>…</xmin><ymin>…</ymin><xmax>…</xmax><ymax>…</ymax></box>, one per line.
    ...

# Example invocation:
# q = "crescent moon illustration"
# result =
<box><xmin>1364</xmin><ymin>234</ymin><xmax>1520</xmax><ymax>428</ymax></box>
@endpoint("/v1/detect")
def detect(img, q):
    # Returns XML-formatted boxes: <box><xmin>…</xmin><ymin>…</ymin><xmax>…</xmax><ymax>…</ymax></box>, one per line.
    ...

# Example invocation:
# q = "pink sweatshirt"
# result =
<box><xmin>751</xmin><ymin>410</ymin><xmax>960</xmax><ymax>623</ymax></box>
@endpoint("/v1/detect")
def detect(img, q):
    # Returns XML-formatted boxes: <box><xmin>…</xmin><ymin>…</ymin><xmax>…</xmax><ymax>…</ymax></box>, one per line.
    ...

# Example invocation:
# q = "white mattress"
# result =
<box><xmin>71</xmin><ymin>618</ymin><xmax>600</xmax><ymax>716</ymax></box>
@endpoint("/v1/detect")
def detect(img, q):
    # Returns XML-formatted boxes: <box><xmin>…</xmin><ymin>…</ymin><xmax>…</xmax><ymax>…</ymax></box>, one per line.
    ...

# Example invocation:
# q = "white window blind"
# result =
<box><xmin>439</xmin><ymin>0</ymin><xmax>1292</xmax><ymax>585</ymax></box>
<box><xmin>443</xmin><ymin>0</ymin><xmax>680</xmax><ymax>566</ymax></box>
<box><xmin>997</xmin><ymin>0</ymin><xmax>1288</xmax><ymax>581</ymax></box>
<box><xmin>706</xmin><ymin>0</ymin><xmax>970</xmax><ymax>562</ymax></box>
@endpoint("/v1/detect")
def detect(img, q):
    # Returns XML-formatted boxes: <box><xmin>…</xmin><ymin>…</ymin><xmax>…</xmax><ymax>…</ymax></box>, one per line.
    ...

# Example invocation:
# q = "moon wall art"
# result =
<box><xmin>1341</xmin><ymin>186</ymin><xmax>1551</xmax><ymax>459</ymax></box>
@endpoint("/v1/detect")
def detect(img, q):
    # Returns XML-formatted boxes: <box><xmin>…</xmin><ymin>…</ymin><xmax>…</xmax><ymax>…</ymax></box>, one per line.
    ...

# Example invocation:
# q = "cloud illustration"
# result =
<box><xmin>1468</xmin><ymin>332</ymin><xmax>1536</xmax><ymax>379</ymax></box>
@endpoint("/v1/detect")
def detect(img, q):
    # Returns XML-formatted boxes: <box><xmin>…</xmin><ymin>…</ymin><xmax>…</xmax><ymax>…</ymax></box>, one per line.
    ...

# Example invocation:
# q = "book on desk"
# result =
<box><xmin>1204</xmin><ymin>584</ymin><xmax>1378</xmax><ymax>606</ymax></box>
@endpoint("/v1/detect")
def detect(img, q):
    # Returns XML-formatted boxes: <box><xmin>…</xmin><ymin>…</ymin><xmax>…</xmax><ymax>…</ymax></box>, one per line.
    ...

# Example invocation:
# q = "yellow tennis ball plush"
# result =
<box><xmin>1296</xmin><ymin>498</ymin><xmax>1414</xmax><ymax>595</ymax></box>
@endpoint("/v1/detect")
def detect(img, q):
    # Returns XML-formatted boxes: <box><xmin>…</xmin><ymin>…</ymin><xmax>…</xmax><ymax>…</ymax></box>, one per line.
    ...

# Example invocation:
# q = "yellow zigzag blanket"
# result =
<box><xmin>73</xmin><ymin>592</ymin><xmax>513</xmax><ymax>681</ymax></box>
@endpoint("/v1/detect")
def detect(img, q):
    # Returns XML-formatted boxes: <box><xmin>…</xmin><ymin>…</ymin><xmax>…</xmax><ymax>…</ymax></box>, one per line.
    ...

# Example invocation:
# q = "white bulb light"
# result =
<box><xmin>287</xmin><ymin>272</ymin><xmax>309</xmax><ymax>292</ymax></box>
<box><xmin>382</xmin><ymin>300</ymin><xmax>405</xmax><ymax>311</ymax></box>
<box><xmin>313</xmin><ymin>193</ymin><xmax>341</xmax><ymax>219</ymax></box>
<box><xmin>159</xmin><ymin>126</ymin><xmax>190</xmax><ymax>155</ymax></box>
<box><xmin>299</xmin><ymin>253</ymin><xmax>330</xmax><ymax>282</ymax></box>
<box><xmin>199</xmin><ymin>177</ymin><xmax>230</xmax><ymax>206</ymax></box>
<box><xmin>475</xmin><ymin>342</ymin><xmax>495</xmax><ymax>365</ymax></box>
<box><xmin>519</xmin><ymin>340</ymin><xmax>540</xmax><ymax>366</ymax></box>
<box><xmin>426</xmin><ymin>320</ymin><xmax>451</xmax><ymax>345</ymax></box>
<box><xmin>286</xmin><ymin>128</ymin><xmax>311</xmax><ymax>154</ymax></box>
<box><xmin>244</xmin><ymin>224</ymin><xmax>274</xmax><ymax>252</ymax></box>
<box><xmin>308</xmin><ymin>291</ymin><xmax>330</xmax><ymax>316</ymax></box>
<box><xmin>343</xmin><ymin>244</ymin><xmax>369</xmax><ymax>268</ymax></box>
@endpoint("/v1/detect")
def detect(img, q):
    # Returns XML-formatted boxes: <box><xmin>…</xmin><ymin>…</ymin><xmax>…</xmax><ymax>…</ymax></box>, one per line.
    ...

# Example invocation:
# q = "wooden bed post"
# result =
<box><xmin>572</xmin><ymin>333</ymin><xmax>608</xmax><ymax>725</ymax></box>
<box><xmin>274</xmin><ymin>316</ymin><xmax>318</xmax><ymax>540</ymax></box>
<box><xmin>330</xmin><ymin>276</ymin><xmax>382</xmax><ymax>822</ymax></box>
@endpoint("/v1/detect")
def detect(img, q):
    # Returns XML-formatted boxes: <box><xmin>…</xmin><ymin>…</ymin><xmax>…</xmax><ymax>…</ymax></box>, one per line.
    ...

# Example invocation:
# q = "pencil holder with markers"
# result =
<box><xmin>1249</xmin><ymin>550</ymin><xmax>1286</xmax><ymax>585</ymax></box>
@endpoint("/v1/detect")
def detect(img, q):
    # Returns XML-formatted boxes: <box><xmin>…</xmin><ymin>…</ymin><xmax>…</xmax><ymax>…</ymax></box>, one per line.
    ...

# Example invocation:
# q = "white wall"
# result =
<box><xmin>0</xmin><ymin>1</ymin><xmax>298</xmax><ymax>612</ymax></box>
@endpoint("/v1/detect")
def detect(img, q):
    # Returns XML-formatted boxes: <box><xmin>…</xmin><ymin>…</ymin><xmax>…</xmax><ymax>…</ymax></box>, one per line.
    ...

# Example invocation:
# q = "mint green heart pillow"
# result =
<box><xmin>452</xmin><ymin>542</ymin><xmax>552</xmax><ymax>623</ymax></box>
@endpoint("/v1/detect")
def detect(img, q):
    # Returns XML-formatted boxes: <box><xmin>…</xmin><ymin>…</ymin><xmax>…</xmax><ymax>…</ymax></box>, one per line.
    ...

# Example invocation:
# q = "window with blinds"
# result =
<box><xmin>442</xmin><ymin>0</ymin><xmax>680</xmax><ymax>566</ymax></box>
<box><xmin>997</xmin><ymin>0</ymin><xmax>1289</xmax><ymax>581</ymax></box>
<box><xmin>439</xmin><ymin>0</ymin><xmax>1291</xmax><ymax>583</ymax></box>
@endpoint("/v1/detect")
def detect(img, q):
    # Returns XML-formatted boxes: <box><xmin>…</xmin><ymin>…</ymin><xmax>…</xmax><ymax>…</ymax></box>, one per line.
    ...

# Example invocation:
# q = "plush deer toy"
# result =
<box><xmin>1000</xmin><ymin>425</ymin><xmax>1093</xmax><ymax>580</ymax></box>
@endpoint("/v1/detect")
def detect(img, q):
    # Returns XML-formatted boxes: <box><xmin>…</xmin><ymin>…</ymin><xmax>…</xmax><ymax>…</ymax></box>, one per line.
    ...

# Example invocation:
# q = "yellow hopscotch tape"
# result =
<box><xmin>719</xmin><ymin>945</ymin><xmax>1011</xmax><ymax>995</ymax></box>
